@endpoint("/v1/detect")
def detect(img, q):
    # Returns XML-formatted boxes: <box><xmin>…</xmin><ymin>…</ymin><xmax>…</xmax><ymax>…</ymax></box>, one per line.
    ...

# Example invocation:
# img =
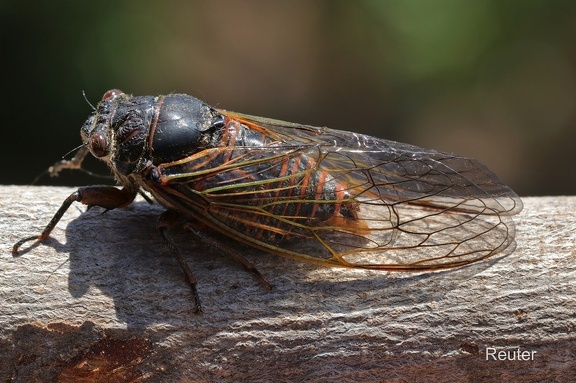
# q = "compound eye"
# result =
<box><xmin>90</xmin><ymin>132</ymin><xmax>108</xmax><ymax>157</ymax></box>
<box><xmin>102</xmin><ymin>89</ymin><xmax>124</xmax><ymax>101</ymax></box>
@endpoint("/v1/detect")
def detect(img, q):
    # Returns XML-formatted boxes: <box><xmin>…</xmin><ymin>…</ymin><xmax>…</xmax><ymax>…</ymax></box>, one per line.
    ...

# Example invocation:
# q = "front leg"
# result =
<box><xmin>13</xmin><ymin>186</ymin><xmax>137</xmax><ymax>253</ymax></box>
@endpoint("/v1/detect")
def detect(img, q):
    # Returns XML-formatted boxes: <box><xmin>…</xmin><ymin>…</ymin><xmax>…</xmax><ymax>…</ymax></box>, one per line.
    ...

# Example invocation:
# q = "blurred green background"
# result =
<box><xmin>1</xmin><ymin>0</ymin><xmax>575</xmax><ymax>195</ymax></box>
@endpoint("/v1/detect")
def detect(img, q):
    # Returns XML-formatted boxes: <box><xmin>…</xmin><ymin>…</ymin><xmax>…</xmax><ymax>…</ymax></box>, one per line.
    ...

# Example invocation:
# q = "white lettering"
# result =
<box><xmin>485</xmin><ymin>347</ymin><xmax>537</xmax><ymax>361</ymax></box>
<box><xmin>486</xmin><ymin>347</ymin><xmax>496</xmax><ymax>360</ymax></box>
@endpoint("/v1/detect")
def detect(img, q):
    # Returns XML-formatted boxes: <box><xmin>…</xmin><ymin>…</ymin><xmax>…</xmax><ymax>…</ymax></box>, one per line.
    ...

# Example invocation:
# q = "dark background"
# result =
<box><xmin>1</xmin><ymin>0</ymin><xmax>575</xmax><ymax>196</ymax></box>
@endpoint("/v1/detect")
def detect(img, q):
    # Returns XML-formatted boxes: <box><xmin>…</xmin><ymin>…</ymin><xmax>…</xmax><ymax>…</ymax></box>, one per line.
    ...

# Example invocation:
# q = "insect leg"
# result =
<box><xmin>182</xmin><ymin>222</ymin><xmax>274</xmax><ymax>291</ymax></box>
<box><xmin>12</xmin><ymin>186</ymin><xmax>137</xmax><ymax>254</ymax></box>
<box><xmin>157</xmin><ymin>210</ymin><xmax>203</xmax><ymax>314</ymax></box>
<box><xmin>48</xmin><ymin>146</ymin><xmax>90</xmax><ymax>177</ymax></box>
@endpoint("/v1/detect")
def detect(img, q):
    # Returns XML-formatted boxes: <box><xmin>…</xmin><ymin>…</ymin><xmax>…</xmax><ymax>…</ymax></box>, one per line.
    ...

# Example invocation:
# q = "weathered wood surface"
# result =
<box><xmin>1</xmin><ymin>185</ymin><xmax>575</xmax><ymax>382</ymax></box>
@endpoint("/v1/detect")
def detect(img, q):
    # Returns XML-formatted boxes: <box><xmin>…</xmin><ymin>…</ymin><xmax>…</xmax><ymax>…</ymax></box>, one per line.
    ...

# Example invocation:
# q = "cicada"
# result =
<box><xmin>13</xmin><ymin>89</ymin><xmax>523</xmax><ymax>313</ymax></box>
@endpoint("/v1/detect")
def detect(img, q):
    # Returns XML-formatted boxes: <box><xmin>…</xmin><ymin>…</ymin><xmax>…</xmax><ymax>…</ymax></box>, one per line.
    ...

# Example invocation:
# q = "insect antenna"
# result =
<box><xmin>62</xmin><ymin>143</ymin><xmax>86</xmax><ymax>159</ymax></box>
<box><xmin>82</xmin><ymin>90</ymin><xmax>96</xmax><ymax>110</ymax></box>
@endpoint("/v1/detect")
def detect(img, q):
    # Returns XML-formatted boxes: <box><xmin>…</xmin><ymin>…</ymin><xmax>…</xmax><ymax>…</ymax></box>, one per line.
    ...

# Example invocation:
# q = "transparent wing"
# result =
<box><xmin>147</xmin><ymin>111</ymin><xmax>522</xmax><ymax>270</ymax></box>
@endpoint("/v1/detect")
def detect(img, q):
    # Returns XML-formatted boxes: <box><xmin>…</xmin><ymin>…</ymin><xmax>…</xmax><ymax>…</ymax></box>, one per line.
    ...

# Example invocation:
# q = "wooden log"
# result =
<box><xmin>1</xmin><ymin>185</ymin><xmax>575</xmax><ymax>382</ymax></box>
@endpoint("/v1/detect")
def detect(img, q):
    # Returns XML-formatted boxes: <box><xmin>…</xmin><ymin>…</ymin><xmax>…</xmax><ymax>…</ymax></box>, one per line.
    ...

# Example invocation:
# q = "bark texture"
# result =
<box><xmin>1</xmin><ymin>185</ymin><xmax>575</xmax><ymax>382</ymax></box>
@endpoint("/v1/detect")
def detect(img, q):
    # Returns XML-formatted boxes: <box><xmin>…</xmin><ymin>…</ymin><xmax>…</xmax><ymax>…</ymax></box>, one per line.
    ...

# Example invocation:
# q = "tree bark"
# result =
<box><xmin>1</xmin><ymin>185</ymin><xmax>575</xmax><ymax>382</ymax></box>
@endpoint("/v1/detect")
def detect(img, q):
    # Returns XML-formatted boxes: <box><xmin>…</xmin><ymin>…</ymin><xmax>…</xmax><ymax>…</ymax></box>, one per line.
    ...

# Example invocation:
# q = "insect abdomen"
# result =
<box><xmin>208</xmin><ymin>152</ymin><xmax>358</xmax><ymax>242</ymax></box>
<box><xmin>156</xmin><ymin>118</ymin><xmax>360</xmax><ymax>242</ymax></box>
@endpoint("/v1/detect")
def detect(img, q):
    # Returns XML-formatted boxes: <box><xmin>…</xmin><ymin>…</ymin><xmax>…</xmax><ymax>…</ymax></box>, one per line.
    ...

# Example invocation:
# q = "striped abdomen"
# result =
<box><xmin>155</xmin><ymin>117</ymin><xmax>361</xmax><ymax>243</ymax></box>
